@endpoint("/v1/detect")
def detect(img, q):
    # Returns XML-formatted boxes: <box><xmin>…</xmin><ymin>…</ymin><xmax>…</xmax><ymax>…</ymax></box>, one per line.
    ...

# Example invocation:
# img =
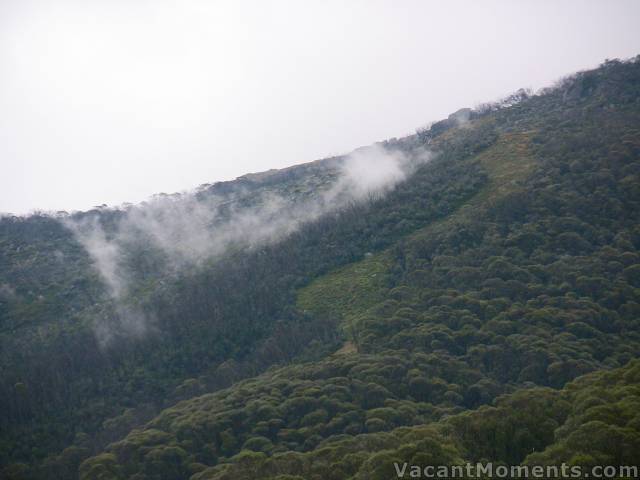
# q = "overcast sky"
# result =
<box><xmin>1</xmin><ymin>0</ymin><xmax>639</xmax><ymax>214</ymax></box>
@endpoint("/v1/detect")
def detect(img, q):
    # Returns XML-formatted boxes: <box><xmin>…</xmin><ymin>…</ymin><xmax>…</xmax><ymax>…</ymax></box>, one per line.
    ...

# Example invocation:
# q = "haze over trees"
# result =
<box><xmin>1</xmin><ymin>57</ymin><xmax>640</xmax><ymax>479</ymax></box>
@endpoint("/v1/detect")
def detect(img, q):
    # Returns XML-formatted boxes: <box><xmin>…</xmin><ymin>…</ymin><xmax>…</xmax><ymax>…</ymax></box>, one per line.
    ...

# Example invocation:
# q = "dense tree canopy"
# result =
<box><xmin>1</xmin><ymin>57</ymin><xmax>640</xmax><ymax>479</ymax></box>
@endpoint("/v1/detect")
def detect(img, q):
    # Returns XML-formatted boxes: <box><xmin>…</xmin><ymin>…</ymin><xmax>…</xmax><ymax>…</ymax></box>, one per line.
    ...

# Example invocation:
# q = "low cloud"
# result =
<box><xmin>66</xmin><ymin>217</ymin><xmax>128</xmax><ymax>298</ymax></box>
<box><xmin>64</xmin><ymin>143</ymin><xmax>431</xmax><ymax>346</ymax></box>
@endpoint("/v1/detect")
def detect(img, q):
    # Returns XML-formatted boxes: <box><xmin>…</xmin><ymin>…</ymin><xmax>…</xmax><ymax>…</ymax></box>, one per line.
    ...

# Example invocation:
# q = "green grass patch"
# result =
<box><xmin>296</xmin><ymin>130</ymin><xmax>537</xmax><ymax>343</ymax></box>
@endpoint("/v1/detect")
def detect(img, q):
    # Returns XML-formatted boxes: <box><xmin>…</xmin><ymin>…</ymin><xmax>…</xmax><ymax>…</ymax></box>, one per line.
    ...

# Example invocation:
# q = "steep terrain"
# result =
<box><xmin>1</xmin><ymin>57</ymin><xmax>640</xmax><ymax>479</ymax></box>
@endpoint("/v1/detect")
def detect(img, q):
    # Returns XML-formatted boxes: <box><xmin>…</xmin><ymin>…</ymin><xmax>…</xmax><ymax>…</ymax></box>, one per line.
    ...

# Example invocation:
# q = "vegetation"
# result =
<box><xmin>183</xmin><ymin>359</ymin><xmax>640</xmax><ymax>479</ymax></box>
<box><xmin>1</xmin><ymin>56</ymin><xmax>640</xmax><ymax>479</ymax></box>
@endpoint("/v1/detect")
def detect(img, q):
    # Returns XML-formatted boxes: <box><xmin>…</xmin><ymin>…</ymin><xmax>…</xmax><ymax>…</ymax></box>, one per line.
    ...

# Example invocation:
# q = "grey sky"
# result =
<box><xmin>1</xmin><ymin>0</ymin><xmax>639</xmax><ymax>215</ymax></box>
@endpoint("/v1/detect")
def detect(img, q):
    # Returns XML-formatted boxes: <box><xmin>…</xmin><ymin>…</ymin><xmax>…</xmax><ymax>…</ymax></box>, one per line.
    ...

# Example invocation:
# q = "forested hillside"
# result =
<box><xmin>1</xmin><ymin>57</ymin><xmax>640</xmax><ymax>479</ymax></box>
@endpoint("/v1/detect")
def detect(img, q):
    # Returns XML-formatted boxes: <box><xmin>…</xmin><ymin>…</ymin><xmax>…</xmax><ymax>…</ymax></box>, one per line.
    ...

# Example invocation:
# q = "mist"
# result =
<box><xmin>64</xmin><ymin>143</ymin><xmax>431</xmax><ymax>345</ymax></box>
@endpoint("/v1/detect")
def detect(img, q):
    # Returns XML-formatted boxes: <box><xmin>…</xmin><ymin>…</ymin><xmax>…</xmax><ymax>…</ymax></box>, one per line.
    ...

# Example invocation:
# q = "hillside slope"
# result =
<box><xmin>2</xmin><ymin>57</ymin><xmax>640</xmax><ymax>479</ymax></box>
<box><xmin>1</xmin><ymin>70</ymin><xmax>490</xmax><ymax>475</ymax></box>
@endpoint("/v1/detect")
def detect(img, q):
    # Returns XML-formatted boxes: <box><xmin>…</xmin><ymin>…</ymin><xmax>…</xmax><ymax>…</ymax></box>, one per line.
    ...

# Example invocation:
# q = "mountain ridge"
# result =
<box><xmin>2</xmin><ymin>56</ymin><xmax>640</xmax><ymax>479</ymax></box>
